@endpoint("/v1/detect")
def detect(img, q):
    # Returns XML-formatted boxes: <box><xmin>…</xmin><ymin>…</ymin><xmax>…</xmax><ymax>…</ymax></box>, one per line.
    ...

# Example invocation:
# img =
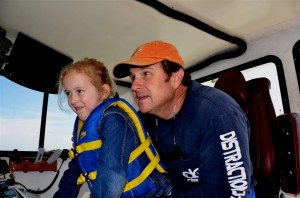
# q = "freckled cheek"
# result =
<box><xmin>69</xmin><ymin>105</ymin><xmax>76</xmax><ymax>113</ymax></box>
<box><xmin>67</xmin><ymin>98</ymin><xmax>72</xmax><ymax>107</ymax></box>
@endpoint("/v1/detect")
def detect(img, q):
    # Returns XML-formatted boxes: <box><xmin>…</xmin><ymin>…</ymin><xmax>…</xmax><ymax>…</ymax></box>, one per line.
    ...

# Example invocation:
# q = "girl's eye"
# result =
<box><xmin>65</xmin><ymin>91</ymin><xmax>70</xmax><ymax>96</ymax></box>
<box><xmin>77</xmin><ymin>89</ymin><xmax>84</xmax><ymax>94</ymax></box>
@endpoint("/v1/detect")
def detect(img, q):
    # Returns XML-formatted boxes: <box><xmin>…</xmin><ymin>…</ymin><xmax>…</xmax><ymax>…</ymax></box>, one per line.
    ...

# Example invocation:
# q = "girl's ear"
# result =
<box><xmin>101</xmin><ymin>84</ymin><xmax>111</xmax><ymax>99</ymax></box>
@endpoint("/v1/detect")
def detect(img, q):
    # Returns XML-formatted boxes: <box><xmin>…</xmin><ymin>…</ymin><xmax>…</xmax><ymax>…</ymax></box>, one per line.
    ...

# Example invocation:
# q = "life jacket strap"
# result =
<box><xmin>77</xmin><ymin>139</ymin><xmax>102</xmax><ymax>153</ymax></box>
<box><xmin>68</xmin><ymin>148</ymin><xmax>76</xmax><ymax>159</ymax></box>
<box><xmin>129</xmin><ymin>136</ymin><xmax>151</xmax><ymax>163</ymax></box>
<box><xmin>124</xmin><ymin>153</ymin><xmax>160</xmax><ymax>192</ymax></box>
<box><xmin>69</xmin><ymin>140</ymin><xmax>102</xmax><ymax>160</ymax></box>
<box><xmin>111</xmin><ymin>101</ymin><xmax>167</xmax><ymax>174</ymax></box>
<box><xmin>77</xmin><ymin>171</ymin><xmax>97</xmax><ymax>185</ymax></box>
<box><xmin>144</xmin><ymin>142</ymin><xmax>166</xmax><ymax>174</ymax></box>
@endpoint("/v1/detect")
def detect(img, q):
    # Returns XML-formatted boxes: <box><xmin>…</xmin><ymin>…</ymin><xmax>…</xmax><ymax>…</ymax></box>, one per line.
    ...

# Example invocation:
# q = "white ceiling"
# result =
<box><xmin>1</xmin><ymin>0</ymin><xmax>300</xmax><ymax>82</ymax></box>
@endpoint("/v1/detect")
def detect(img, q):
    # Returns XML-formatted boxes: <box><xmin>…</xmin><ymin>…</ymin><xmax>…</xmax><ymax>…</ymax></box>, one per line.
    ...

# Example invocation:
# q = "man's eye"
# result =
<box><xmin>129</xmin><ymin>75</ymin><xmax>135</xmax><ymax>81</ymax></box>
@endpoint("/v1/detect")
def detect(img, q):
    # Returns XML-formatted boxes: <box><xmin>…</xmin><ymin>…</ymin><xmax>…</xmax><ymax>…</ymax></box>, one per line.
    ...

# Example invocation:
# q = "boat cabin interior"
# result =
<box><xmin>1</xmin><ymin>1</ymin><xmax>300</xmax><ymax>197</ymax></box>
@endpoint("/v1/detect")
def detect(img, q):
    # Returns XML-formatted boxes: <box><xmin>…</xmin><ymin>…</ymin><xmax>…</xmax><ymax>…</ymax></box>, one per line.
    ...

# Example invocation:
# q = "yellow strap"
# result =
<box><xmin>69</xmin><ymin>139</ymin><xmax>102</xmax><ymax>160</ymax></box>
<box><xmin>77</xmin><ymin>173</ymin><xmax>87</xmax><ymax>185</ymax></box>
<box><xmin>145</xmin><ymin>146</ymin><xmax>166</xmax><ymax>174</ymax></box>
<box><xmin>129</xmin><ymin>137</ymin><xmax>151</xmax><ymax>163</ymax></box>
<box><xmin>124</xmin><ymin>153</ymin><xmax>160</xmax><ymax>192</ymax></box>
<box><xmin>88</xmin><ymin>171</ymin><xmax>97</xmax><ymax>180</ymax></box>
<box><xmin>110</xmin><ymin>101</ymin><xmax>166</xmax><ymax>173</ymax></box>
<box><xmin>68</xmin><ymin>120</ymin><xmax>85</xmax><ymax>160</ymax></box>
<box><xmin>69</xmin><ymin>139</ymin><xmax>101</xmax><ymax>159</ymax></box>
<box><xmin>68</xmin><ymin>149</ymin><xmax>75</xmax><ymax>159</ymax></box>
<box><xmin>76</xmin><ymin>139</ymin><xmax>102</xmax><ymax>154</ymax></box>
<box><xmin>77</xmin><ymin>171</ymin><xmax>97</xmax><ymax>185</ymax></box>
<box><xmin>112</xmin><ymin>102</ymin><xmax>146</xmax><ymax>142</ymax></box>
<box><xmin>77</xmin><ymin>120</ymin><xmax>84</xmax><ymax>141</ymax></box>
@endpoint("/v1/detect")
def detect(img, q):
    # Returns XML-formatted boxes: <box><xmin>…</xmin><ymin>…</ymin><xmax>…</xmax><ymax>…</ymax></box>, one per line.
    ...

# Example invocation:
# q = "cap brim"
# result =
<box><xmin>113</xmin><ymin>58</ymin><xmax>163</xmax><ymax>79</ymax></box>
<box><xmin>113</xmin><ymin>63</ymin><xmax>132</xmax><ymax>79</ymax></box>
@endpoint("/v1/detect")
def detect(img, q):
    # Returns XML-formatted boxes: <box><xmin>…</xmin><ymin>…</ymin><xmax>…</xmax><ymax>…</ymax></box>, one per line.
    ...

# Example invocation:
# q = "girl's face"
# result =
<box><xmin>62</xmin><ymin>70</ymin><xmax>104</xmax><ymax>121</ymax></box>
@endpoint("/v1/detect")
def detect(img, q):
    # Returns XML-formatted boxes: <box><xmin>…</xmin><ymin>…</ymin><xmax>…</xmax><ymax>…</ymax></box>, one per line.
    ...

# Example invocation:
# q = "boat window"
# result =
<box><xmin>43</xmin><ymin>94</ymin><xmax>75</xmax><ymax>151</ymax></box>
<box><xmin>197</xmin><ymin>57</ymin><xmax>288</xmax><ymax>116</ymax></box>
<box><xmin>0</xmin><ymin>76</ymin><xmax>75</xmax><ymax>151</ymax></box>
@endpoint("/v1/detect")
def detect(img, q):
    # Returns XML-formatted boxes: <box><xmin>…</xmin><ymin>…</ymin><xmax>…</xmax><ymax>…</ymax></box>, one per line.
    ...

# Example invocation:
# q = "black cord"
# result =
<box><xmin>14</xmin><ymin>181</ymin><xmax>28</xmax><ymax>191</ymax></box>
<box><xmin>26</xmin><ymin>159</ymin><xmax>65</xmax><ymax>194</ymax></box>
<box><xmin>3</xmin><ymin>149</ymin><xmax>70</xmax><ymax>195</ymax></box>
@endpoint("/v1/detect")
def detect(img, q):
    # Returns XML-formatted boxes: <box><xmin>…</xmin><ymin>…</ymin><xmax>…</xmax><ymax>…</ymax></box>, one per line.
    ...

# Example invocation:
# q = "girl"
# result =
<box><xmin>54</xmin><ymin>58</ymin><xmax>172</xmax><ymax>198</ymax></box>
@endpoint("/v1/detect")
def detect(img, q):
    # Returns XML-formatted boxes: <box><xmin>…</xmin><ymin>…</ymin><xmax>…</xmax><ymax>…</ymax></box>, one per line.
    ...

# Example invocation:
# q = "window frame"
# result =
<box><xmin>293</xmin><ymin>40</ymin><xmax>300</xmax><ymax>93</ymax></box>
<box><xmin>195</xmin><ymin>55</ymin><xmax>290</xmax><ymax>114</ymax></box>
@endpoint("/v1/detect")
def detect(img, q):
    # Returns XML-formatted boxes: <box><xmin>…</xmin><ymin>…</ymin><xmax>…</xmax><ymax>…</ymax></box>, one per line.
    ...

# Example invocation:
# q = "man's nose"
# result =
<box><xmin>131</xmin><ymin>78</ymin><xmax>143</xmax><ymax>91</ymax></box>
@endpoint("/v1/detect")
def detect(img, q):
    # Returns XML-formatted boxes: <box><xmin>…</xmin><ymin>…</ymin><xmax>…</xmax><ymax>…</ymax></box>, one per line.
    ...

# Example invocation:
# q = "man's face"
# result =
<box><xmin>129</xmin><ymin>62</ymin><xmax>176</xmax><ymax>116</ymax></box>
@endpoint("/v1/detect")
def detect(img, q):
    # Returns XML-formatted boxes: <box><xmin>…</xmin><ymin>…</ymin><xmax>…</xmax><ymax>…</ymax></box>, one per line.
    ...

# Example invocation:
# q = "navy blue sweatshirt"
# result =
<box><xmin>139</xmin><ymin>81</ymin><xmax>256</xmax><ymax>198</ymax></box>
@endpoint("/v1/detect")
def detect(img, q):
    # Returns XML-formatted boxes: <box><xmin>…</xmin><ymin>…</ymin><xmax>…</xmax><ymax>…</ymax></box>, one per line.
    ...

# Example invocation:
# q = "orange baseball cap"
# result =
<box><xmin>113</xmin><ymin>40</ymin><xmax>184</xmax><ymax>78</ymax></box>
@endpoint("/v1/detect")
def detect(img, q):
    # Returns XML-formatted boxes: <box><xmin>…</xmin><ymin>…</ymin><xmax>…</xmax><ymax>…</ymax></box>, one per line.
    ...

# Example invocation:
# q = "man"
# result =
<box><xmin>113</xmin><ymin>40</ymin><xmax>256</xmax><ymax>197</ymax></box>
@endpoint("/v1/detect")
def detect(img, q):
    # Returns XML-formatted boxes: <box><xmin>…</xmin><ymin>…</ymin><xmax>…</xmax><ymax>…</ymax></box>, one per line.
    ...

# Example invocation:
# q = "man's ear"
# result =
<box><xmin>101</xmin><ymin>84</ymin><xmax>111</xmax><ymax>99</ymax></box>
<box><xmin>172</xmin><ymin>69</ymin><xmax>184</xmax><ymax>88</ymax></box>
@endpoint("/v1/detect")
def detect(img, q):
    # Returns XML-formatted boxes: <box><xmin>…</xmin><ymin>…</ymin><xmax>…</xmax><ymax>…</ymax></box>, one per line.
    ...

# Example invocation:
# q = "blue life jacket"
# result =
<box><xmin>68</xmin><ymin>98</ymin><xmax>167</xmax><ymax>197</ymax></box>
